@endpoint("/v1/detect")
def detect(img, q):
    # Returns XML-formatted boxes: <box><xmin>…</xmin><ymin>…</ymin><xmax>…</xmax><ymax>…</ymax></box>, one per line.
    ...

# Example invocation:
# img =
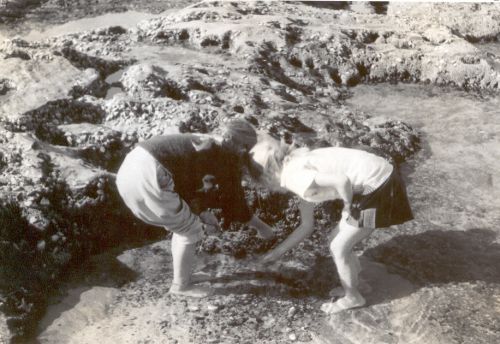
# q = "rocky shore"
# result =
<box><xmin>0</xmin><ymin>1</ymin><xmax>499</xmax><ymax>343</ymax></box>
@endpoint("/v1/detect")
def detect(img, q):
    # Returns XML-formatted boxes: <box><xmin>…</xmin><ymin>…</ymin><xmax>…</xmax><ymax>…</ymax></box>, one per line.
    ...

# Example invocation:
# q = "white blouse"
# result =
<box><xmin>280</xmin><ymin>147</ymin><xmax>393</xmax><ymax>203</ymax></box>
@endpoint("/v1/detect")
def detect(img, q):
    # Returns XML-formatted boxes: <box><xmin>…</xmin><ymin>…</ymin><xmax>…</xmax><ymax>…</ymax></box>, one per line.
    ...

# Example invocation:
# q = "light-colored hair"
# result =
<box><xmin>249</xmin><ymin>132</ymin><xmax>294</xmax><ymax>190</ymax></box>
<box><xmin>220</xmin><ymin>119</ymin><xmax>257</xmax><ymax>152</ymax></box>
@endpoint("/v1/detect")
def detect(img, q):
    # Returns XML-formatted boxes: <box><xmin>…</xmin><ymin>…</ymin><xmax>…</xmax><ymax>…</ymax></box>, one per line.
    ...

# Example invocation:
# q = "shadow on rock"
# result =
<box><xmin>300</xmin><ymin>1</ymin><xmax>350</xmax><ymax>10</ymax></box>
<box><xmin>366</xmin><ymin>228</ymin><xmax>500</xmax><ymax>286</ymax></box>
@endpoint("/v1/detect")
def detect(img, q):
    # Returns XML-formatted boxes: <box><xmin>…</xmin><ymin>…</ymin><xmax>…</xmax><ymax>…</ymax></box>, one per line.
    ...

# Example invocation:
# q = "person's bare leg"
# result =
<box><xmin>328</xmin><ymin>224</ymin><xmax>345</xmax><ymax>298</ymax></box>
<box><xmin>169</xmin><ymin>233</ymin><xmax>212</xmax><ymax>297</ymax></box>
<box><xmin>322</xmin><ymin>221</ymin><xmax>374</xmax><ymax>313</ymax></box>
<box><xmin>327</xmin><ymin>223</ymin><xmax>340</xmax><ymax>242</ymax></box>
<box><xmin>330</xmin><ymin>252</ymin><xmax>366</xmax><ymax>298</ymax></box>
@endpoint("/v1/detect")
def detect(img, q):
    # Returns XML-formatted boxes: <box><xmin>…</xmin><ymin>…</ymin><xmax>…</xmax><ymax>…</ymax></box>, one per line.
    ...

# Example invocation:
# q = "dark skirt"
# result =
<box><xmin>350</xmin><ymin>167</ymin><xmax>413</xmax><ymax>229</ymax></box>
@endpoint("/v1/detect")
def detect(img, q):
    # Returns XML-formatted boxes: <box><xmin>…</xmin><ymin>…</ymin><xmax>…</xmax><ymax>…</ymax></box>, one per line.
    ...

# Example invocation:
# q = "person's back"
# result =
<box><xmin>138</xmin><ymin>134</ymin><xmax>250</xmax><ymax>222</ymax></box>
<box><xmin>138</xmin><ymin>134</ymin><xmax>199</xmax><ymax>200</ymax></box>
<box><xmin>281</xmin><ymin>147</ymin><xmax>394</xmax><ymax>201</ymax></box>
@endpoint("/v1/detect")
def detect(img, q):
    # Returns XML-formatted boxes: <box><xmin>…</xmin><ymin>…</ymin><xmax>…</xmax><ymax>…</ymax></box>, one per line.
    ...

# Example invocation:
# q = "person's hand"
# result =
<box><xmin>339</xmin><ymin>209</ymin><xmax>360</xmax><ymax>229</ymax></box>
<box><xmin>200</xmin><ymin>211</ymin><xmax>220</xmax><ymax>234</ymax></box>
<box><xmin>203</xmin><ymin>223</ymin><xmax>219</xmax><ymax>235</ymax></box>
<box><xmin>341</xmin><ymin>202</ymin><xmax>351</xmax><ymax>218</ymax></box>
<box><xmin>256</xmin><ymin>250</ymin><xmax>279</xmax><ymax>266</ymax></box>
<box><xmin>244</xmin><ymin>254</ymin><xmax>272</xmax><ymax>271</ymax></box>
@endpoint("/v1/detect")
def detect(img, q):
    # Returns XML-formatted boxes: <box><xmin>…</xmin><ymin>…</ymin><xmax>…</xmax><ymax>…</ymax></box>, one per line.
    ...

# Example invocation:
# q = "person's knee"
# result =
<box><xmin>339</xmin><ymin>218</ymin><xmax>359</xmax><ymax>232</ymax></box>
<box><xmin>329</xmin><ymin>238</ymin><xmax>349</xmax><ymax>262</ymax></box>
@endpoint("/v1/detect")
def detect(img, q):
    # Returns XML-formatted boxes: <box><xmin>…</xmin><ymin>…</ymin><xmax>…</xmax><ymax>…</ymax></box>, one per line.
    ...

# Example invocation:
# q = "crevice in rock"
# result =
<box><xmin>252</xmin><ymin>94</ymin><xmax>269</xmax><ymax>109</ymax></box>
<box><xmin>69</xmin><ymin>79</ymin><xmax>108</xmax><ymax>99</ymax></box>
<box><xmin>450</xmin><ymin>28</ymin><xmax>500</xmax><ymax>44</ymax></box>
<box><xmin>249</xmin><ymin>42</ymin><xmax>314</xmax><ymax>95</ymax></box>
<box><xmin>0</xmin><ymin>151</ymin><xmax>6</xmax><ymax>173</ymax></box>
<box><xmin>460</xmin><ymin>55</ymin><xmax>481</xmax><ymax>65</ymax></box>
<box><xmin>358</xmin><ymin>31</ymin><xmax>379</xmax><ymax>44</ymax></box>
<box><xmin>0</xmin><ymin>78</ymin><xmax>15</xmax><ymax>95</ymax></box>
<box><xmin>161</xmin><ymin>80</ymin><xmax>186</xmax><ymax>100</ymax></box>
<box><xmin>200</xmin><ymin>35</ymin><xmax>220</xmax><ymax>47</ymax></box>
<box><xmin>288</xmin><ymin>55</ymin><xmax>303</xmax><ymax>68</ymax></box>
<box><xmin>59</xmin><ymin>47</ymin><xmax>130</xmax><ymax>78</ymax></box>
<box><xmin>300</xmin><ymin>1</ymin><xmax>350</xmax><ymax>10</ymax></box>
<box><xmin>346</xmin><ymin>73</ymin><xmax>361</xmax><ymax>87</ymax></box>
<box><xmin>341</xmin><ymin>29</ymin><xmax>358</xmax><ymax>40</ymax></box>
<box><xmin>305</xmin><ymin>57</ymin><xmax>315</xmax><ymax>69</ymax></box>
<box><xmin>233</xmin><ymin>105</ymin><xmax>244</xmax><ymax>113</ymax></box>
<box><xmin>229</xmin><ymin>1</ymin><xmax>270</xmax><ymax>15</ymax></box>
<box><xmin>266</xmin><ymin>115</ymin><xmax>315</xmax><ymax>143</ymax></box>
<box><xmin>178</xmin><ymin>111</ymin><xmax>219</xmax><ymax>133</ymax></box>
<box><xmin>178</xmin><ymin>28</ymin><xmax>190</xmax><ymax>41</ymax></box>
<box><xmin>97</xmin><ymin>25</ymin><xmax>127</xmax><ymax>36</ymax></box>
<box><xmin>4</xmin><ymin>49</ymin><xmax>31</xmax><ymax>60</ymax></box>
<box><xmin>369</xmin><ymin>1</ymin><xmax>389</xmax><ymax>15</ymax></box>
<box><xmin>184</xmin><ymin>77</ymin><xmax>215</xmax><ymax>94</ymax></box>
<box><xmin>327</xmin><ymin>67</ymin><xmax>342</xmax><ymax>85</ymax></box>
<box><xmin>4</xmin><ymin>99</ymin><xmax>105</xmax><ymax>133</ymax></box>
<box><xmin>121</xmin><ymin>64</ymin><xmax>187</xmax><ymax>100</ymax></box>
<box><xmin>285</xmin><ymin>26</ymin><xmax>302</xmax><ymax>45</ymax></box>
<box><xmin>273</xmin><ymin>85</ymin><xmax>298</xmax><ymax>103</ymax></box>
<box><xmin>464</xmin><ymin>34</ymin><xmax>500</xmax><ymax>44</ymax></box>
<box><xmin>221</xmin><ymin>31</ymin><xmax>232</xmax><ymax>49</ymax></box>
<box><xmin>356</xmin><ymin>62</ymin><xmax>370</xmax><ymax>79</ymax></box>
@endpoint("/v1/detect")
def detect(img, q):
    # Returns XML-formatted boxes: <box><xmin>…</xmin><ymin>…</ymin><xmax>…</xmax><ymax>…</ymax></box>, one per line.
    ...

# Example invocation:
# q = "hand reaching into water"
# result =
<box><xmin>258</xmin><ymin>252</ymin><xmax>277</xmax><ymax>265</ymax></box>
<box><xmin>255</xmin><ymin>249</ymin><xmax>282</xmax><ymax>267</ymax></box>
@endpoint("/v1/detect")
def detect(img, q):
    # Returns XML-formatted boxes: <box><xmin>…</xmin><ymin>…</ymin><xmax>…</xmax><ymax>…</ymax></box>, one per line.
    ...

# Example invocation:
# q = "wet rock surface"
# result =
<box><xmin>0</xmin><ymin>1</ymin><xmax>499</xmax><ymax>343</ymax></box>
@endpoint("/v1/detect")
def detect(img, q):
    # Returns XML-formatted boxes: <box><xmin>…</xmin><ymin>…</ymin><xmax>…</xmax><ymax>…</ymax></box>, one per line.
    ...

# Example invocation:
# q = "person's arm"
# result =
<box><xmin>259</xmin><ymin>200</ymin><xmax>315</xmax><ymax>264</ymax></box>
<box><xmin>198</xmin><ymin>210</ymin><xmax>220</xmax><ymax>235</ymax></box>
<box><xmin>246</xmin><ymin>214</ymin><xmax>275</xmax><ymax>240</ymax></box>
<box><xmin>312</xmin><ymin>172</ymin><xmax>353</xmax><ymax>213</ymax></box>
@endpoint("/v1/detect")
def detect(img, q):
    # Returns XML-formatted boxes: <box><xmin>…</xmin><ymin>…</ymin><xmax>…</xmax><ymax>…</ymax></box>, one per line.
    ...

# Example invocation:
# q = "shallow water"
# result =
<box><xmin>104</xmin><ymin>69</ymin><xmax>125</xmax><ymax>99</ymax></box>
<box><xmin>105</xmin><ymin>86</ymin><xmax>124</xmax><ymax>99</ymax></box>
<box><xmin>105</xmin><ymin>69</ymin><xmax>125</xmax><ymax>84</ymax></box>
<box><xmin>0</xmin><ymin>10</ymin><xmax>174</xmax><ymax>41</ymax></box>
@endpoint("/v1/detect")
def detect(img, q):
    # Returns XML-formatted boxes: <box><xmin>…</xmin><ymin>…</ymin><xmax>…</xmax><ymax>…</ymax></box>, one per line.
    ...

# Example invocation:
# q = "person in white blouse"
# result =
<box><xmin>249</xmin><ymin>132</ymin><xmax>413</xmax><ymax>313</ymax></box>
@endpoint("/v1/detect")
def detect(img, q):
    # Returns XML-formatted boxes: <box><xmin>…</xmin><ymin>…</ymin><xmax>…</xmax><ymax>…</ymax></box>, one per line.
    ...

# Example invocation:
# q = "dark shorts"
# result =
<box><xmin>349</xmin><ymin>167</ymin><xmax>413</xmax><ymax>229</ymax></box>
